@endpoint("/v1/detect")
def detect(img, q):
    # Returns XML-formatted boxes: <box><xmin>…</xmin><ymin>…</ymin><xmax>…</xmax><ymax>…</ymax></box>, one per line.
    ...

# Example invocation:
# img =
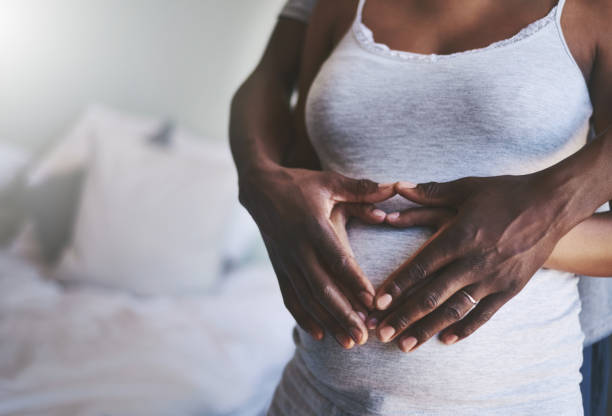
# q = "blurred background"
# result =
<box><xmin>3</xmin><ymin>2</ymin><xmax>612</xmax><ymax>416</ymax></box>
<box><xmin>0</xmin><ymin>1</ymin><xmax>295</xmax><ymax>415</ymax></box>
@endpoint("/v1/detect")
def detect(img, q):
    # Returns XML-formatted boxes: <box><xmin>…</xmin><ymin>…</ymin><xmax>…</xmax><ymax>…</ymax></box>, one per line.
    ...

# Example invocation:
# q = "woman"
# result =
<box><xmin>267</xmin><ymin>0</ymin><xmax>612</xmax><ymax>414</ymax></box>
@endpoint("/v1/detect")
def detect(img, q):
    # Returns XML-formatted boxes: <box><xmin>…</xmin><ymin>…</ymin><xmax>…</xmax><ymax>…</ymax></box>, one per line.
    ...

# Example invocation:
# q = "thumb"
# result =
<box><xmin>332</xmin><ymin>175</ymin><xmax>396</xmax><ymax>203</ymax></box>
<box><xmin>395</xmin><ymin>179</ymin><xmax>470</xmax><ymax>207</ymax></box>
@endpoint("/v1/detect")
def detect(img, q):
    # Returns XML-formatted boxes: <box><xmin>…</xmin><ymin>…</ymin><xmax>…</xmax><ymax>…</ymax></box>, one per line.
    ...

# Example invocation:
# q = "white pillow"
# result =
<box><xmin>53</xmin><ymin>129</ymin><xmax>237</xmax><ymax>296</ymax></box>
<box><xmin>0</xmin><ymin>143</ymin><xmax>30</xmax><ymax>247</ymax></box>
<box><xmin>11</xmin><ymin>104</ymin><xmax>164</xmax><ymax>267</ymax></box>
<box><xmin>27</xmin><ymin>104</ymin><xmax>163</xmax><ymax>186</ymax></box>
<box><xmin>0</xmin><ymin>142</ymin><xmax>29</xmax><ymax>188</ymax></box>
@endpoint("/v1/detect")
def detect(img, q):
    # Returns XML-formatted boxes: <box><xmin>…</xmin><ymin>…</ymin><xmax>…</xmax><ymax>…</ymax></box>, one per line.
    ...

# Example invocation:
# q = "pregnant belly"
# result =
<box><xmin>293</xmin><ymin>222</ymin><xmax>584</xmax><ymax>412</ymax></box>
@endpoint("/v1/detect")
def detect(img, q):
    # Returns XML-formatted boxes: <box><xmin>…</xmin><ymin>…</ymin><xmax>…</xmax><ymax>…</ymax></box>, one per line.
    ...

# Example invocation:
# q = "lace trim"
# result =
<box><xmin>353</xmin><ymin>5</ymin><xmax>558</xmax><ymax>62</ymax></box>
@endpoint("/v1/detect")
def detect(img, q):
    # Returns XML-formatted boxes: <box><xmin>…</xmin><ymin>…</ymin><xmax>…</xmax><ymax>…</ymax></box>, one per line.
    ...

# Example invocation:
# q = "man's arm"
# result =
<box><xmin>229</xmin><ymin>18</ymin><xmax>306</xmax><ymax>178</ymax></box>
<box><xmin>229</xmin><ymin>8</ymin><xmax>394</xmax><ymax>349</ymax></box>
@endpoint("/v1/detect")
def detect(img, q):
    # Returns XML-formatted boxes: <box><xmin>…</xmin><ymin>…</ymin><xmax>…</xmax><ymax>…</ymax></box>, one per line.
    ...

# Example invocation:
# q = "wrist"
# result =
<box><xmin>542</xmin><ymin>131</ymin><xmax>612</xmax><ymax>219</ymax></box>
<box><xmin>237</xmin><ymin>160</ymin><xmax>286</xmax><ymax>207</ymax></box>
<box><xmin>238</xmin><ymin>156</ymin><xmax>282</xmax><ymax>181</ymax></box>
<box><xmin>531</xmin><ymin>165</ymin><xmax>601</xmax><ymax>236</ymax></box>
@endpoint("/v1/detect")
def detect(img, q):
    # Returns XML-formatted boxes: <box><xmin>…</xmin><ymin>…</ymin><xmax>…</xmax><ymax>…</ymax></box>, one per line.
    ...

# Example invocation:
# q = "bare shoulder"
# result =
<box><xmin>576</xmin><ymin>0</ymin><xmax>612</xmax><ymax>132</ymax></box>
<box><xmin>573</xmin><ymin>0</ymin><xmax>612</xmax><ymax>46</ymax></box>
<box><xmin>330</xmin><ymin>0</ymin><xmax>360</xmax><ymax>45</ymax></box>
<box><xmin>309</xmin><ymin>0</ymin><xmax>358</xmax><ymax>46</ymax></box>
<box><xmin>297</xmin><ymin>0</ymin><xmax>359</xmax><ymax>95</ymax></box>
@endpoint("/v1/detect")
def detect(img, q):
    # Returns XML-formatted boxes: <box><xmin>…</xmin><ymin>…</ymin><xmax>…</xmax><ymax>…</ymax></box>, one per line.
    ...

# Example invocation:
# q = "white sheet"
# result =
<box><xmin>0</xmin><ymin>252</ymin><xmax>295</xmax><ymax>416</ymax></box>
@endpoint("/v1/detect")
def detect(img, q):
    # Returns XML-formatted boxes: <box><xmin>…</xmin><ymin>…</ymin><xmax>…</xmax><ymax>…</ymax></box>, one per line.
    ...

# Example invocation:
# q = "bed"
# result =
<box><xmin>0</xmin><ymin>105</ymin><xmax>295</xmax><ymax>416</ymax></box>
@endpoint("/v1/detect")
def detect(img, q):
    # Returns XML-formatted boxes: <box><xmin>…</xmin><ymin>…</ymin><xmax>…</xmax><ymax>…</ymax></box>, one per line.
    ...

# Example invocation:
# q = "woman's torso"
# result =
<box><xmin>284</xmin><ymin>0</ymin><xmax>593</xmax><ymax>414</ymax></box>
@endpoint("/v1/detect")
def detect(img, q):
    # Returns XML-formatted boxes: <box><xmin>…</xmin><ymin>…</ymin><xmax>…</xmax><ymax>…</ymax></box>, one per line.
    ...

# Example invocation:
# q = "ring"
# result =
<box><xmin>460</xmin><ymin>290</ymin><xmax>478</xmax><ymax>305</ymax></box>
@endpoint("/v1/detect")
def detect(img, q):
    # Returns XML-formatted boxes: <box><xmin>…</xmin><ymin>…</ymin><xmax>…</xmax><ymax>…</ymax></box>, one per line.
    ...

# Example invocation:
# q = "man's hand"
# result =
<box><xmin>240</xmin><ymin>164</ymin><xmax>395</xmax><ymax>349</ymax></box>
<box><xmin>371</xmin><ymin>174</ymin><xmax>579</xmax><ymax>352</ymax></box>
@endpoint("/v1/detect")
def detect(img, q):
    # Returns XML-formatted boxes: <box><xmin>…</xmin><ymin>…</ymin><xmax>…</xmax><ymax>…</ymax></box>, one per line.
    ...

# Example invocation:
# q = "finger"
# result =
<box><xmin>386</xmin><ymin>207</ymin><xmax>455</xmax><ymax>228</ymax></box>
<box><xmin>341</xmin><ymin>203</ymin><xmax>387</xmax><ymax>224</ymax></box>
<box><xmin>376</xmin><ymin>261</ymin><xmax>474</xmax><ymax>343</ymax></box>
<box><xmin>295</xmin><ymin>246</ymin><xmax>369</xmax><ymax>345</ymax></box>
<box><xmin>341</xmin><ymin>284</ymin><xmax>370</xmax><ymax>327</ymax></box>
<box><xmin>283</xmin><ymin>257</ymin><xmax>358</xmax><ymax>349</ymax></box>
<box><xmin>277</xmin><ymin>272</ymin><xmax>325</xmax><ymax>341</ymax></box>
<box><xmin>395</xmin><ymin>178</ymin><xmax>472</xmax><ymax>207</ymax></box>
<box><xmin>374</xmin><ymin>223</ymin><xmax>468</xmax><ymax>311</ymax></box>
<box><xmin>366</xmin><ymin>268</ymin><xmax>436</xmax><ymax>330</ymax></box>
<box><xmin>396</xmin><ymin>285</ymin><xmax>484</xmax><ymax>352</ymax></box>
<box><xmin>365</xmin><ymin>309</ymin><xmax>387</xmax><ymax>330</ymax></box>
<box><xmin>320</xmin><ymin>221</ymin><xmax>370</xmax><ymax>324</ymax></box>
<box><xmin>311</xmin><ymin>219</ymin><xmax>376</xmax><ymax>309</ymax></box>
<box><xmin>312</xmin><ymin>300</ymin><xmax>360</xmax><ymax>349</ymax></box>
<box><xmin>263</xmin><ymin>238</ymin><xmax>325</xmax><ymax>341</ymax></box>
<box><xmin>331</xmin><ymin>175</ymin><xmax>396</xmax><ymax>203</ymax></box>
<box><xmin>438</xmin><ymin>292</ymin><xmax>511</xmax><ymax>344</ymax></box>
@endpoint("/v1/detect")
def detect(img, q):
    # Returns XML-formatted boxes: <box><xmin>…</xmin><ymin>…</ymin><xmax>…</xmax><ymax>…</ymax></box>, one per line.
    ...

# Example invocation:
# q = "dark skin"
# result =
<box><xmin>230</xmin><ymin>0</ymin><xmax>612</xmax><ymax>351</ymax></box>
<box><xmin>230</xmin><ymin>18</ymin><xmax>396</xmax><ymax>349</ymax></box>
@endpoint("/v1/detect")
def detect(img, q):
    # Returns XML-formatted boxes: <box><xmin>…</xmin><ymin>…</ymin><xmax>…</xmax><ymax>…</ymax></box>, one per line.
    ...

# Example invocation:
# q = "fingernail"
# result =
<box><xmin>379</xmin><ymin>326</ymin><xmax>395</xmax><ymax>342</ymax></box>
<box><xmin>444</xmin><ymin>335</ymin><xmax>459</xmax><ymax>345</ymax></box>
<box><xmin>357</xmin><ymin>311</ymin><xmax>367</xmax><ymax>322</ymax></box>
<box><xmin>366</xmin><ymin>316</ymin><xmax>378</xmax><ymax>329</ymax></box>
<box><xmin>350</xmin><ymin>327</ymin><xmax>363</xmax><ymax>344</ymax></box>
<box><xmin>379</xmin><ymin>182</ymin><xmax>395</xmax><ymax>188</ymax></box>
<box><xmin>398</xmin><ymin>181</ymin><xmax>417</xmax><ymax>189</ymax></box>
<box><xmin>358</xmin><ymin>291</ymin><xmax>374</xmax><ymax>309</ymax></box>
<box><xmin>400</xmin><ymin>336</ymin><xmax>418</xmax><ymax>352</ymax></box>
<box><xmin>336</xmin><ymin>333</ymin><xmax>354</xmax><ymax>349</ymax></box>
<box><xmin>372</xmin><ymin>209</ymin><xmax>386</xmax><ymax>219</ymax></box>
<box><xmin>386</xmin><ymin>212</ymin><xmax>400</xmax><ymax>221</ymax></box>
<box><xmin>310</xmin><ymin>329</ymin><xmax>324</xmax><ymax>341</ymax></box>
<box><xmin>376</xmin><ymin>293</ymin><xmax>392</xmax><ymax>310</ymax></box>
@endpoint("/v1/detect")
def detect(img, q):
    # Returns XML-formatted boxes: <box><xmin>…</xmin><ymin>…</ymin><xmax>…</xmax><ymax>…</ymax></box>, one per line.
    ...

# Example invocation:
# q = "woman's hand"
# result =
<box><xmin>370</xmin><ymin>174</ymin><xmax>582</xmax><ymax>352</ymax></box>
<box><xmin>240</xmin><ymin>164</ymin><xmax>395</xmax><ymax>349</ymax></box>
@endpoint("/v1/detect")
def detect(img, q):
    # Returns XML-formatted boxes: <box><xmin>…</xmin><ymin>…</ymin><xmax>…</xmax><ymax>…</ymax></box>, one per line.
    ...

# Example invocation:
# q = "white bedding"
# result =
<box><xmin>0</xmin><ymin>252</ymin><xmax>295</xmax><ymax>416</ymax></box>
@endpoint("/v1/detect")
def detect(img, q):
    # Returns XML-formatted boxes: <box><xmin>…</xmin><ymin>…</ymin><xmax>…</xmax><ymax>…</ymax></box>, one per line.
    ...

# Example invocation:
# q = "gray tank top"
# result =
<box><xmin>293</xmin><ymin>0</ymin><xmax>592</xmax><ymax>414</ymax></box>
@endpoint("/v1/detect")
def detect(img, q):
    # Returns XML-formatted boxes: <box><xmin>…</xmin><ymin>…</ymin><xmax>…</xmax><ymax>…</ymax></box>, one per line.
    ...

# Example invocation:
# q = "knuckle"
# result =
<box><xmin>474</xmin><ymin>310</ymin><xmax>494</xmax><ymax>327</ymax></box>
<box><xmin>442</xmin><ymin>304</ymin><xmax>463</xmax><ymax>321</ymax></box>
<box><xmin>330</xmin><ymin>253</ymin><xmax>352</xmax><ymax>276</ymax></box>
<box><xmin>465</xmin><ymin>253</ymin><xmax>487</xmax><ymax>272</ymax></box>
<box><xmin>421</xmin><ymin>291</ymin><xmax>440</xmax><ymax>310</ymax></box>
<box><xmin>408</xmin><ymin>262</ymin><xmax>429</xmax><ymax>284</ymax></box>
<box><xmin>451</xmin><ymin>222</ymin><xmax>479</xmax><ymax>245</ymax></box>
<box><xmin>458</xmin><ymin>325</ymin><xmax>475</xmax><ymax>338</ymax></box>
<box><xmin>322</xmin><ymin>284</ymin><xmax>337</xmax><ymax>302</ymax></box>
<box><xmin>386</xmin><ymin>280</ymin><xmax>403</xmax><ymax>298</ymax></box>
<box><xmin>313</xmin><ymin>283</ymin><xmax>335</xmax><ymax>303</ymax></box>
<box><xmin>505</xmin><ymin>279</ymin><xmax>523</xmax><ymax>295</ymax></box>
<box><xmin>418</xmin><ymin>182</ymin><xmax>439</xmax><ymax>199</ymax></box>
<box><xmin>393</xmin><ymin>314</ymin><xmax>412</xmax><ymax>331</ymax></box>
<box><xmin>414</xmin><ymin>326</ymin><xmax>432</xmax><ymax>341</ymax></box>
<box><xmin>355</xmin><ymin>179</ymin><xmax>378</xmax><ymax>195</ymax></box>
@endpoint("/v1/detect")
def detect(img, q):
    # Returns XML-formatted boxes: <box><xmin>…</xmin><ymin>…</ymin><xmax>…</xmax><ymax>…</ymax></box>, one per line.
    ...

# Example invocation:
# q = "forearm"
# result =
<box><xmin>545</xmin><ymin>211</ymin><xmax>612</xmax><ymax>276</ymax></box>
<box><xmin>229</xmin><ymin>18</ymin><xmax>306</xmax><ymax>180</ymax></box>
<box><xmin>537</xmin><ymin>128</ymin><xmax>612</xmax><ymax>235</ymax></box>
<box><xmin>230</xmin><ymin>71</ymin><xmax>293</xmax><ymax>176</ymax></box>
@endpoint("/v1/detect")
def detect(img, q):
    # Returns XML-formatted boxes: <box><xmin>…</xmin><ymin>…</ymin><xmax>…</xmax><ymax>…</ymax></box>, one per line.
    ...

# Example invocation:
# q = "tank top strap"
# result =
<box><xmin>555</xmin><ymin>0</ymin><xmax>567</xmax><ymax>24</ymax></box>
<box><xmin>355</xmin><ymin>0</ymin><xmax>367</xmax><ymax>25</ymax></box>
<box><xmin>552</xmin><ymin>0</ymin><xmax>583</xmax><ymax>75</ymax></box>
